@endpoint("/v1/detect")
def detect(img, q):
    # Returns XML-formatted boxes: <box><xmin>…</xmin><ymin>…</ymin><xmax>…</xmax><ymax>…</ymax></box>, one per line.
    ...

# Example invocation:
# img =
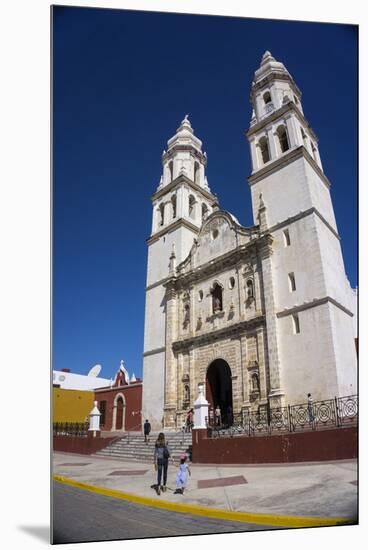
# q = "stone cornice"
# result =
<box><xmin>246</xmin><ymin>101</ymin><xmax>318</xmax><ymax>142</ymax></box>
<box><xmin>172</xmin><ymin>315</ymin><xmax>265</xmax><ymax>352</ymax></box>
<box><xmin>146</xmin><ymin>276</ymin><xmax>172</xmax><ymax>292</ymax></box>
<box><xmin>267</xmin><ymin>207</ymin><xmax>340</xmax><ymax>240</ymax></box>
<box><xmin>151</xmin><ymin>174</ymin><xmax>217</xmax><ymax>203</ymax></box>
<box><xmin>247</xmin><ymin>145</ymin><xmax>331</xmax><ymax>190</ymax></box>
<box><xmin>143</xmin><ymin>346</ymin><xmax>166</xmax><ymax>358</ymax></box>
<box><xmin>276</xmin><ymin>296</ymin><xmax>353</xmax><ymax>319</ymax></box>
<box><xmin>162</xmin><ymin>145</ymin><xmax>207</xmax><ymax>165</ymax></box>
<box><xmin>172</xmin><ymin>236</ymin><xmax>268</xmax><ymax>289</ymax></box>
<box><xmin>147</xmin><ymin>217</ymin><xmax>199</xmax><ymax>245</ymax></box>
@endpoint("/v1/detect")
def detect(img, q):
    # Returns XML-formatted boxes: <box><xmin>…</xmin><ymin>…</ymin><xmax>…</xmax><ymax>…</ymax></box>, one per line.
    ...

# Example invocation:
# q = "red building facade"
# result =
<box><xmin>94</xmin><ymin>366</ymin><xmax>142</xmax><ymax>432</ymax></box>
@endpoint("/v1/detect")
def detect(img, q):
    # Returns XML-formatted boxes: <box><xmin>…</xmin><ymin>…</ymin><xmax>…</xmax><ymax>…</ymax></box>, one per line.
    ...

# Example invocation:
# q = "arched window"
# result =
<box><xmin>169</xmin><ymin>161</ymin><xmax>174</xmax><ymax>182</ymax></box>
<box><xmin>259</xmin><ymin>136</ymin><xmax>270</xmax><ymax>164</ymax></box>
<box><xmin>277</xmin><ymin>125</ymin><xmax>290</xmax><ymax>153</ymax></box>
<box><xmin>189</xmin><ymin>195</ymin><xmax>196</xmax><ymax>219</ymax></box>
<box><xmin>288</xmin><ymin>272</ymin><xmax>296</xmax><ymax>292</ymax></box>
<box><xmin>159</xmin><ymin>203</ymin><xmax>165</xmax><ymax>226</ymax></box>
<box><xmin>263</xmin><ymin>91</ymin><xmax>272</xmax><ymax>104</ymax></box>
<box><xmin>229</xmin><ymin>277</ymin><xmax>235</xmax><ymax>289</ymax></box>
<box><xmin>251</xmin><ymin>373</ymin><xmax>260</xmax><ymax>392</ymax></box>
<box><xmin>202</xmin><ymin>203</ymin><xmax>209</xmax><ymax>222</ymax></box>
<box><xmin>212</xmin><ymin>283</ymin><xmax>223</xmax><ymax>313</ymax></box>
<box><xmin>246</xmin><ymin>279</ymin><xmax>254</xmax><ymax>299</ymax></box>
<box><xmin>283</xmin><ymin>228</ymin><xmax>291</xmax><ymax>247</ymax></box>
<box><xmin>171</xmin><ymin>195</ymin><xmax>177</xmax><ymax>219</ymax></box>
<box><xmin>292</xmin><ymin>313</ymin><xmax>300</xmax><ymax>334</ymax></box>
<box><xmin>194</xmin><ymin>162</ymin><xmax>200</xmax><ymax>185</ymax></box>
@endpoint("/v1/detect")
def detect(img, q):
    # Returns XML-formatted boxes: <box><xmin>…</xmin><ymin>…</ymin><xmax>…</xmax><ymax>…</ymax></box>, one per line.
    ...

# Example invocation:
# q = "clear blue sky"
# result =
<box><xmin>53</xmin><ymin>7</ymin><xmax>357</xmax><ymax>381</ymax></box>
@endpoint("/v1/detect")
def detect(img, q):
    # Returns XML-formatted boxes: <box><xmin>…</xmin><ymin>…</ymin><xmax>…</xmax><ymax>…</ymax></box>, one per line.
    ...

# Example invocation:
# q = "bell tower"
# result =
<box><xmin>142</xmin><ymin>116</ymin><xmax>218</xmax><ymax>430</ymax></box>
<box><xmin>246</xmin><ymin>51</ymin><xmax>357</xmax><ymax>405</ymax></box>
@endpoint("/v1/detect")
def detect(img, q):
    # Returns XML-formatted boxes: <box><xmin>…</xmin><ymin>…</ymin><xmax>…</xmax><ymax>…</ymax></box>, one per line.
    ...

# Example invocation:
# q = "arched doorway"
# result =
<box><xmin>116</xmin><ymin>397</ymin><xmax>124</xmax><ymax>430</ymax></box>
<box><xmin>206</xmin><ymin>359</ymin><xmax>233</xmax><ymax>426</ymax></box>
<box><xmin>112</xmin><ymin>393</ymin><xmax>126</xmax><ymax>431</ymax></box>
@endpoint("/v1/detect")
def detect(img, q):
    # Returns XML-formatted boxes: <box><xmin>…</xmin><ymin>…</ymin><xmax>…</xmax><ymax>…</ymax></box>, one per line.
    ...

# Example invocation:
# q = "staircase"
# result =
<box><xmin>94</xmin><ymin>432</ymin><xmax>193</xmax><ymax>462</ymax></box>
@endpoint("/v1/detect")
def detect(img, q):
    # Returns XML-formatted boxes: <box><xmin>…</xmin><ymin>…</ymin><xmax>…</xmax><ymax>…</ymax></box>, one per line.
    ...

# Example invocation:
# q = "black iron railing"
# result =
<box><xmin>206</xmin><ymin>394</ymin><xmax>358</xmax><ymax>438</ymax></box>
<box><xmin>53</xmin><ymin>421</ymin><xmax>90</xmax><ymax>437</ymax></box>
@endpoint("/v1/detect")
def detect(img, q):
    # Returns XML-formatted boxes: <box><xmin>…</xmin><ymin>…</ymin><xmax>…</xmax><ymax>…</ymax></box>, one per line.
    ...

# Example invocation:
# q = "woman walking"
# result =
<box><xmin>153</xmin><ymin>432</ymin><xmax>170</xmax><ymax>495</ymax></box>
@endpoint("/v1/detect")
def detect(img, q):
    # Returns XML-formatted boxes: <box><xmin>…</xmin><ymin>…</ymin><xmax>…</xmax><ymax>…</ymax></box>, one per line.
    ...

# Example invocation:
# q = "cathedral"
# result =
<box><xmin>142</xmin><ymin>51</ymin><xmax>357</xmax><ymax>431</ymax></box>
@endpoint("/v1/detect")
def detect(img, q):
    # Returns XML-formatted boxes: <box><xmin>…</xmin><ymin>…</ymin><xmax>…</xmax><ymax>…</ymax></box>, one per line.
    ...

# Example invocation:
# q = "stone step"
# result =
<box><xmin>95</xmin><ymin>434</ymin><xmax>192</xmax><ymax>461</ymax></box>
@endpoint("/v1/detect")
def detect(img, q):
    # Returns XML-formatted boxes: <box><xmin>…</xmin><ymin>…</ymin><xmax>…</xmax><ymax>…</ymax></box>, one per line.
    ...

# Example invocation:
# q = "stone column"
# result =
<box><xmin>163</xmin><ymin>279</ymin><xmax>178</xmax><ymax>428</ymax></box>
<box><xmin>249</xmin><ymin>138</ymin><xmax>259</xmax><ymax>172</ymax></box>
<box><xmin>313</xmin><ymin>145</ymin><xmax>323</xmax><ymax>171</ymax></box>
<box><xmin>258</xmin><ymin>234</ymin><xmax>285</xmax><ymax>407</ymax></box>
<box><xmin>165</xmin><ymin>200</ymin><xmax>173</xmax><ymax>224</ymax></box>
<box><xmin>88</xmin><ymin>401</ymin><xmax>101</xmax><ymax>438</ymax></box>
<box><xmin>266</xmin><ymin>127</ymin><xmax>277</xmax><ymax>160</ymax></box>
<box><xmin>285</xmin><ymin>115</ymin><xmax>298</xmax><ymax>148</ymax></box>
<box><xmin>193</xmin><ymin>383</ymin><xmax>209</xmax><ymax>429</ymax></box>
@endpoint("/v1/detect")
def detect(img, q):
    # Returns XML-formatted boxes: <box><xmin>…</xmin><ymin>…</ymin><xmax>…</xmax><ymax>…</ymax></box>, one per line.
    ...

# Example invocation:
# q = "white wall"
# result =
<box><xmin>143</xmin><ymin>284</ymin><xmax>166</xmax><ymax>352</ymax></box>
<box><xmin>142</xmin><ymin>352</ymin><xmax>165</xmax><ymax>430</ymax></box>
<box><xmin>271</xmin><ymin>215</ymin><xmax>326</xmax><ymax>311</ymax></box>
<box><xmin>251</xmin><ymin>156</ymin><xmax>311</xmax><ymax>227</ymax></box>
<box><xmin>314</xmin><ymin>217</ymin><xmax>352</xmax><ymax>309</ymax></box>
<box><xmin>278</xmin><ymin>303</ymin><xmax>339</xmax><ymax>403</ymax></box>
<box><xmin>329</xmin><ymin>303</ymin><xmax>357</xmax><ymax>396</ymax></box>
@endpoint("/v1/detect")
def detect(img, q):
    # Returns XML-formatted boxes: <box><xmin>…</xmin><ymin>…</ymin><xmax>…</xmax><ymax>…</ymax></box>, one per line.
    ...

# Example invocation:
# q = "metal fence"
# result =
<box><xmin>53</xmin><ymin>421</ymin><xmax>90</xmax><ymax>437</ymax></box>
<box><xmin>206</xmin><ymin>394</ymin><xmax>358</xmax><ymax>438</ymax></box>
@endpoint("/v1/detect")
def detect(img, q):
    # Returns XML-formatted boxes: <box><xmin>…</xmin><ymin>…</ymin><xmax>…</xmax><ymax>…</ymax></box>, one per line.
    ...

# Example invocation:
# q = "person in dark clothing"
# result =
<box><xmin>153</xmin><ymin>432</ymin><xmax>170</xmax><ymax>495</ymax></box>
<box><xmin>186</xmin><ymin>409</ymin><xmax>194</xmax><ymax>432</ymax></box>
<box><xmin>143</xmin><ymin>419</ymin><xmax>151</xmax><ymax>443</ymax></box>
<box><xmin>307</xmin><ymin>393</ymin><xmax>314</xmax><ymax>422</ymax></box>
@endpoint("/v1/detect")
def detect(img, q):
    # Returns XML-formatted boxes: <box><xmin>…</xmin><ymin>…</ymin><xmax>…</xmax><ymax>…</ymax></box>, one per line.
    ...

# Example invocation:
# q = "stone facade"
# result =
<box><xmin>142</xmin><ymin>52</ymin><xmax>357</xmax><ymax>431</ymax></box>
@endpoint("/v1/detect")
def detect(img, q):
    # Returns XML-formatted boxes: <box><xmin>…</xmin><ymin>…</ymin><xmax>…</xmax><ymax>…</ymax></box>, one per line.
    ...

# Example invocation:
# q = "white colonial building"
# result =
<box><xmin>142</xmin><ymin>51</ymin><xmax>357</xmax><ymax>430</ymax></box>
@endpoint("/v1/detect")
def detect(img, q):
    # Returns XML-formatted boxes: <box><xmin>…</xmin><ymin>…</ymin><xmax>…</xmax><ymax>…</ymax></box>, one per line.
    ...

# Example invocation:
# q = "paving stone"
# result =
<box><xmin>59</xmin><ymin>463</ymin><xmax>91</xmax><ymax>467</ymax></box>
<box><xmin>198</xmin><ymin>475</ymin><xmax>247</xmax><ymax>489</ymax></box>
<box><xmin>108</xmin><ymin>470</ymin><xmax>148</xmax><ymax>476</ymax></box>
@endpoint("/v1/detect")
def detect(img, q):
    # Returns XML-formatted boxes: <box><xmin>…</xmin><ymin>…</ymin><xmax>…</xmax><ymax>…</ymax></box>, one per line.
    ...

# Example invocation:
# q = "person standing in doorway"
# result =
<box><xmin>143</xmin><ymin>419</ymin><xmax>151</xmax><ymax>443</ymax></box>
<box><xmin>215</xmin><ymin>405</ymin><xmax>221</xmax><ymax>427</ymax></box>
<box><xmin>153</xmin><ymin>432</ymin><xmax>170</xmax><ymax>495</ymax></box>
<box><xmin>186</xmin><ymin>409</ymin><xmax>194</xmax><ymax>432</ymax></box>
<box><xmin>209</xmin><ymin>406</ymin><xmax>214</xmax><ymax>427</ymax></box>
<box><xmin>307</xmin><ymin>393</ymin><xmax>314</xmax><ymax>422</ymax></box>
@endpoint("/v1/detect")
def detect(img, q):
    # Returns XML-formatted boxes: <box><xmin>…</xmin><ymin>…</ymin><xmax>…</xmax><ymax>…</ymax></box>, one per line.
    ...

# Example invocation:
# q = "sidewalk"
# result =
<box><xmin>53</xmin><ymin>452</ymin><xmax>358</xmax><ymax>527</ymax></box>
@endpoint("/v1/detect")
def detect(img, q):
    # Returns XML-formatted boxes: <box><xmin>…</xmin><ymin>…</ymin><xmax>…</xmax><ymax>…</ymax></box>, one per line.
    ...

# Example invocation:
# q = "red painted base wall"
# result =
<box><xmin>53</xmin><ymin>435</ymin><xmax>118</xmax><ymax>455</ymax></box>
<box><xmin>192</xmin><ymin>427</ymin><xmax>357</xmax><ymax>464</ymax></box>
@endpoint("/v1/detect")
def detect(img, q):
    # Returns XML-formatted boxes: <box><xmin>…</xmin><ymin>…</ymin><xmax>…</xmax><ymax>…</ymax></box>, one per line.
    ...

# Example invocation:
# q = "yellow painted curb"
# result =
<box><xmin>53</xmin><ymin>475</ymin><xmax>349</xmax><ymax>528</ymax></box>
